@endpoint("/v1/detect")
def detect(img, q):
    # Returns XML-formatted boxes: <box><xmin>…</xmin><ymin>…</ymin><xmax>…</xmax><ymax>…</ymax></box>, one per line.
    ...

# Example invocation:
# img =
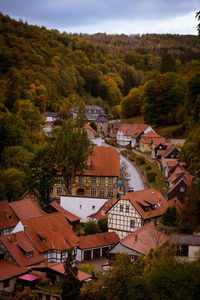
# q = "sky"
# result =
<box><xmin>0</xmin><ymin>0</ymin><xmax>199</xmax><ymax>35</ymax></box>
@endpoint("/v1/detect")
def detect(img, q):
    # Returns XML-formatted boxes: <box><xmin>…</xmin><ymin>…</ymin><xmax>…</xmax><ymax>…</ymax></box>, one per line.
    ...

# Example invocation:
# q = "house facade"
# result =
<box><xmin>72</xmin><ymin>146</ymin><xmax>120</xmax><ymax>198</ymax></box>
<box><xmin>140</xmin><ymin>131</ymin><xmax>162</xmax><ymax>153</ymax></box>
<box><xmin>96</xmin><ymin>114</ymin><xmax>108</xmax><ymax>137</ymax></box>
<box><xmin>171</xmin><ymin>234</ymin><xmax>200</xmax><ymax>261</ymax></box>
<box><xmin>0</xmin><ymin>201</ymin><xmax>19</xmax><ymax>237</ymax></box>
<box><xmin>71</xmin><ymin>105</ymin><xmax>106</xmax><ymax>121</ymax></box>
<box><xmin>108</xmin><ymin>189</ymin><xmax>169</xmax><ymax>239</ymax></box>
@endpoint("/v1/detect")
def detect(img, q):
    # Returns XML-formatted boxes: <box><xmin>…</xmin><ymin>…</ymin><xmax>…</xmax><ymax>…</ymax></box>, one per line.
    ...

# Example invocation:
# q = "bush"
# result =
<box><xmin>97</xmin><ymin>218</ymin><xmax>108</xmax><ymax>232</ymax></box>
<box><xmin>84</xmin><ymin>221</ymin><xmax>99</xmax><ymax>235</ymax></box>
<box><xmin>145</xmin><ymin>164</ymin><xmax>151</xmax><ymax>171</ymax></box>
<box><xmin>135</xmin><ymin>155</ymin><xmax>145</xmax><ymax>165</ymax></box>
<box><xmin>129</xmin><ymin>153</ymin><xmax>135</xmax><ymax>161</ymax></box>
<box><xmin>146</xmin><ymin>170</ymin><xmax>157</xmax><ymax>182</ymax></box>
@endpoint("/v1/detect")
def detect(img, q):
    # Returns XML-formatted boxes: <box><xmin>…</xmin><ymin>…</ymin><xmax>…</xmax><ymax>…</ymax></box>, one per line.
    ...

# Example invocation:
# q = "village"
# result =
<box><xmin>0</xmin><ymin>105</ymin><xmax>199</xmax><ymax>300</ymax></box>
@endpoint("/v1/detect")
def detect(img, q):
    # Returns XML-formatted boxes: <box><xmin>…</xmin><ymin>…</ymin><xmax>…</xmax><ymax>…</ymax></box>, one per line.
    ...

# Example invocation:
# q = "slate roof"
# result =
<box><xmin>0</xmin><ymin>201</ymin><xmax>19</xmax><ymax>231</ymax></box>
<box><xmin>10</xmin><ymin>199</ymin><xmax>45</xmax><ymax>221</ymax></box>
<box><xmin>84</xmin><ymin>146</ymin><xmax>120</xmax><ymax>177</ymax></box>
<box><xmin>171</xmin><ymin>234</ymin><xmax>200</xmax><ymax>246</ymax></box>
<box><xmin>49</xmin><ymin>201</ymin><xmax>80</xmax><ymax>223</ymax></box>
<box><xmin>163</xmin><ymin>144</ymin><xmax>179</xmax><ymax>158</ymax></box>
<box><xmin>121</xmin><ymin>222</ymin><xmax>169</xmax><ymax>255</ymax></box>
<box><xmin>22</xmin><ymin>213</ymin><xmax>79</xmax><ymax>252</ymax></box>
<box><xmin>78</xmin><ymin>232</ymin><xmax>119</xmax><ymax>249</ymax></box>
<box><xmin>119</xmin><ymin>189</ymin><xmax>169</xmax><ymax>220</ymax></box>
<box><xmin>0</xmin><ymin>260</ymin><xmax>27</xmax><ymax>281</ymax></box>
<box><xmin>0</xmin><ymin>231</ymin><xmax>44</xmax><ymax>267</ymax></box>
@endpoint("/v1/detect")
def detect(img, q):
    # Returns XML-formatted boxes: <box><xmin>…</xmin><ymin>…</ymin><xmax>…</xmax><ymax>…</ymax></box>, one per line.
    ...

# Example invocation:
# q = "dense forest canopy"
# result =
<box><xmin>0</xmin><ymin>12</ymin><xmax>200</xmax><ymax>202</ymax></box>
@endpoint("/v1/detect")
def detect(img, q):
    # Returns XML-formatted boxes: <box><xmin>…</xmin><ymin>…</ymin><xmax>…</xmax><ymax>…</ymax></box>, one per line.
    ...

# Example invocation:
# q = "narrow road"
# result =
<box><xmin>91</xmin><ymin>138</ymin><xmax>145</xmax><ymax>192</ymax></box>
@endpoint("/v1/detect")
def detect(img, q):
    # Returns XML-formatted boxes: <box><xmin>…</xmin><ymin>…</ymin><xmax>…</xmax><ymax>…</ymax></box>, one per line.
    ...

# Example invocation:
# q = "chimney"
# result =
<box><xmin>135</xmin><ymin>234</ymin><xmax>138</xmax><ymax>242</ymax></box>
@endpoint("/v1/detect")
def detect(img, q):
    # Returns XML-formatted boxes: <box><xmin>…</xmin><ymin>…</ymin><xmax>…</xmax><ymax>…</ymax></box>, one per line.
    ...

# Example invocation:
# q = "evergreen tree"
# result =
<box><xmin>61</xmin><ymin>249</ymin><xmax>81</xmax><ymax>300</ymax></box>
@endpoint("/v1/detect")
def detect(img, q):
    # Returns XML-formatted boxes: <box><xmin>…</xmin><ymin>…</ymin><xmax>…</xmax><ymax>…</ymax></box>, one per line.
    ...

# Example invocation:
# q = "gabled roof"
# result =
<box><xmin>88</xmin><ymin>198</ymin><xmax>117</xmax><ymax>219</ymax></box>
<box><xmin>163</xmin><ymin>144</ymin><xmax>179</xmax><ymax>159</ymax></box>
<box><xmin>118</xmin><ymin>124</ymin><xmax>149</xmax><ymax>138</ymax></box>
<box><xmin>0</xmin><ymin>201</ymin><xmax>19</xmax><ymax>231</ymax></box>
<box><xmin>83</xmin><ymin>123</ymin><xmax>96</xmax><ymax>134</ymax></box>
<box><xmin>22</xmin><ymin>213</ymin><xmax>79</xmax><ymax>252</ymax></box>
<box><xmin>83</xmin><ymin>146</ymin><xmax>120</xmax><ymax>177</ymax></box>
<box><xmin>10</xmin><ymin>199</ymin><xmax>45</xmax><ymax>221</ymax></box>
<box><xmin>167</xmin><ymin>173</ymin><xmax>193</xmax><ymax>194</ymax></box>
<box><xmin>121</xmin><ymin>223</ymin><xmax>169</xmax><ymax>255</ymax></box>
<box><xmin>167</xmin><ymin>197</ymin><xmax>183</xmax><ymax>213</ymax></box>
<box><xmin>49</xmin><ymin>201</ymin><xmax>80</xmax><ymax>223</ymax></box>
<box><xmin>30</xmin><ymin>262</ymin><xmax>92</xmax><ymax>282</ymax></box>
<box><xmin>119</xmin><ymin>189</ymin><xmax>169</xmax><ymax>220</ymax></box>
<box><xmin>0</xmin><ymin>231</ymin><xmax>44</xmax><ymax>267</ymax></box>
<box><xmin>141</xmin><ymin>130</ymin><xmax>161</xmax><ymax>139</ymax></box>
<box><xmin>152</xmin><ymin>137</ymin><xmax>166</xmax><ymax>147</ymax></box>
<box><xmin>0</xmin><ymin>260</ymin><xmax>27</xmax><ymax>282</ymax></box>
<box><xmin>78</xmin><ymin>232</ymin><xmax>119</xmax><ymax>249</ymax></box>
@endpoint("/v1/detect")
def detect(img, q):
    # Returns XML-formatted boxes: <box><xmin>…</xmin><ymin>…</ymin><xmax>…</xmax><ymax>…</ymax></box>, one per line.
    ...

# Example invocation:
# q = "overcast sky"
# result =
<box><xmin>0</xmin><ymin>0</ymin><xmax>199</xmax><ymax>35</ymax></box>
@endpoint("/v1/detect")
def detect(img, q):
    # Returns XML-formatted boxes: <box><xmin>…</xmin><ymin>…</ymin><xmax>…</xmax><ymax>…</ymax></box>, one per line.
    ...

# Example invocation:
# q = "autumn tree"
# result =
<box><xmin>84</xmin><ymin>221</ymin><xmax>99</xmax><ymax>235</ymax></box>
<box><xmin>53</xmin><ymin>119</ymin><xmax>92</xmax><ymax>194</ymax></box>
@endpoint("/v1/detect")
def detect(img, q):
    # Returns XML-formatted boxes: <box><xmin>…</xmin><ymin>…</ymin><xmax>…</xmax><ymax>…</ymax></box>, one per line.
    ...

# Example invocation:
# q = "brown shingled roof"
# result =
<box><xmin>83</xmin><ymin>146</ymin><xmax>120</xmax><ymax>177</ymax></box>
<box><xmin>22</xmin><ymin>213</ymin><xmax>79</xmax><ymax>252</ymax></box>
<box><xmin>10</xmin><ymin>199</ymin><xmax>45</xmax><ymax>221</ymax></box>
<box><xmin>0</xmin><ymin>231</ymin><xmax>44</xmax><ymax>267</ymax></box>
<box><xmin>78</xmin><ymin>232</ymin><xmax>119</xmax><ymax>249</ymax></box>
<box><xmin>121</xmin><ymin>223</ymin><xmax>169</xmax><ymax>255</ymax></box>
<box><xmin>0</xmin><ymin>260</ymin><xmax>27</xmax><ymax>282</ymax></box>
<box><xmin>0</xmin><ymin>201</ymin><xmax>19</xmax><ymax>231</ymax></box>
<box><xmin>120</xmin><ymin>189</ymin><xmax>169</xmax><ymax>220</ymax></box>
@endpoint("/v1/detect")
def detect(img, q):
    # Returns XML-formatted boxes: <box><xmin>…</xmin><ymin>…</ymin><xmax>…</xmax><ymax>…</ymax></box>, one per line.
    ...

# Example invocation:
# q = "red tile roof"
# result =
<box><xmin>22</xmin><ymin>213</ymin><xmax>79</xmax><ymax>252</ymax></box>
<box><xmin>120</xmin><ymin>189</ymin><xmax>169</xmax><ymax>220</ymax></box>
<box><xmin>0</xmin><ymin>231</ymin><xmax>44</xmax><ymax>267</ymax></box>
<box><xmin>0</xmin><ymin>260</ymin><xmax>27</xmax><ymax>281</ymax></box>
<box><xmin>118</xmin><ymin>124</ymin><xmax>149</xmax><ymax>138</ymax></box>
<box><xmin>0</xmin><ymin>201</ymin><xmax>18</xmax><ymax>231</ymax></box>
<box><xmin>152</xmin><ymin>137</ymin><xmax>166</xmax><ymax>147</ymax></box>
<box><xmin>89</xmin><ymin>198</ymin><xmax>117</xmax><ymax>219</ymax></box>
<box><xmin>10</xmin><ymin>199</ymin><xmax>45</xmax><ymax>220</ymax></box>
<box><xmin>168</xmin><ymin>197</ymin><xmax>184</xmax><ymax>213</ymax></box>
<box><xmin>83</xmin><ymin>146</ymin><xmax>120</xmax><ymax>177</ymax></box>
<box><xmin>50</xmin><ymin>201</ymin><xmax>80</xmax><ymax>223</ymax></box>
<box><xmin>78</xmin><ymin>232</ymin><xmax>119</xmax><ymax>249</ymax></box>
<box><xmin>83</xmin><ymin>123</ymin><xmax>96</xmax><ymax>134</ymax></box>
<box><xmin>121</xmin><ymin>222</ymin><xmax>169</xmax><ymax>255</ymax></box>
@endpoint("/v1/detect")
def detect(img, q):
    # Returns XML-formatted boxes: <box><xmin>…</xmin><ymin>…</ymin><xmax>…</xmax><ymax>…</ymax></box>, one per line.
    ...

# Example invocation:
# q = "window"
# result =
<box><xmin>108</xmin><ymin>188</ymin><xmax>113</xmax><ymax>197</ymax></box>
<box><xmin>100</xmin><ymin>177</ymin><xmax>105</xmax><ymax>184</ymax></box>
<box><xmin>80</xmin><ymin>205</ymin><xmax>82</xmax><ymax>210</ymax></box>
<box><xmin>91</xmin><ymin>188</ymin><xmax>96</xmax><ymax>196</ymax></box>
<box><xmin>78</xmin><ymin>177</ymin><xmax>84</xmax><ymax>184</ymax></box>
<box><xmin>126</xmin><ymin>206</ymin><xmax>129</xmax><ymax>213</ymax></box>
<box><xmin>101</xmin><ymin>210</ymin><xmax>105</xmax><ymax>215</ymax></box>
<box><xmin>99</xmin><ymin>189</ymin><xmax>105</xmax><ymax>197</ymax></box>
<box><xmin>91</xmin><ymin>177</ymin><xmax>96</xmax><ymax>184</ymax></box>
<box><xmin>180</xmin><ymin>186</ymin><xmax>185</xmax><ymax>192</ymax></box>
<box><xmin>49</xmin><ymin>187</ymin><xmax>54</xmax><ymax>195</ymax></box>
<box><xmin>131</xmin><ymin>256</ymin><xmax>135</xmax><ymax>262</ymax></box>
<box><xmin>120</xmin><ymin>205</ymin><xmax>123</xmax><ymax>212</ymax></box>
<box><xmin>130</xmin><ymin>220</ymin><xmax>135</xmax><ymax>228</ymax></box>
<box><xmin>109</xmin><ymin>177</ymin><xmax>114</xmax><ymax>185</ymax></box>
<box><xmin>56</xmin><ymin>187</ymin><xmax>62</xmax><ymax>195</ymax></box>
<box><xmin>92</xmin><ymin>206</ymin><xmax>95</xmax><ymax>210</ymax></box>
<box><xmin>4</xmin><ymin>279</ymin><xmax>10</xmax><ymax>288</ymax></box>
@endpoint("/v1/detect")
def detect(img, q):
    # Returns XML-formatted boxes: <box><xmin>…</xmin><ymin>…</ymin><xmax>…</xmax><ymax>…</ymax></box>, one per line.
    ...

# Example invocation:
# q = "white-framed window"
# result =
<box><xmin>120</xmin><ymin>205</ymin><xmax>123</xmax><ymax>212</ymax></box>
<box><xmin>92</xmin><ymin>205</ymin><xmax>95</xmax><ymax>210</ymax></box>
<box><xmin>100</xmin><ymin>177</ymin><xmax>105</xmax><ymax>184</ymax></box>
<box><xmin>91</xmin><ymin>188</ymin><xmax>96</xmax><ymax>196</ymax></box>
<box><xmin>56</xmin><ymin>187</ymin><xmax>62</xmax><ymax>195</ymax></box>
<box><xmin>108</xmin><ymin>188</ymin><xmax>113</xmax><ymax>197</ymax></box>
<box><xmin>130</xmin><ymin>220</ymin><xmax>135</xmax><ymax>228</ymax></box>
<box><xmin>180</xmin><ymin>186</ymin><xmax>185</xmax><ymax>192</ymax></box>
<box><xmin>126</xmin><ymin>206</ymin><xmax>129</xmax><ymax>213</ymax></box>
<box><xmin>91</xmin><ymin>177</ymin><xmax>96</xmax><ymax>184</ymax></box>
<box><xmin>49</xmin><ymin>187</ymin><xmax>54</xmax><ymax>195</ymax></box>
<box><xmin>78</xmin><ymin>176</ymin><xmax>84</xmax><ymax>184</ymax></box>
<box><xmin>101</xmin><ymin>210</ymin><xmax>105</xmax><ymax>215</ymax></box>
<box><xmin>100</xmin><ymin>189</ymin><xmax>105</xmax><ymax>197</ymax></box>
<box><xmin>109</xmin><ymin>177</ymin><xmax>114</xmax><ymax>185</ymax></box>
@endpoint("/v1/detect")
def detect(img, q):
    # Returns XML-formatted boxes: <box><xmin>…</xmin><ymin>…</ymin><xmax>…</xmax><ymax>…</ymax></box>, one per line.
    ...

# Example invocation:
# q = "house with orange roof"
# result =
<box><xmin>140</xmin><ymin>130</ymin><xmax>162</xmax><ymax>153</ymax></box>
<box><xmin>21</xmin><ymin>213</ymin><xmax>79</xmax><ymax>263</ymax></box>
<box><xmin>151</xmin><ymin>137</ymin><xmax>168</xmax><ymax>158</ymax></box>
<box><xmin>72</xmin><ymin>146</ymin><xmax>120</xmax><ymax>198</ymax></box>
<box><xmin>109</xmin><ymin>222</ymin><xmax>169</xmax><ymax>261</ymax></box>
<box><xmin>0</xmin><ymin>231</ymin><xmax>44</xmax><ymax>267</ymax></box>
<box><xmin>107</xmin><ymin>189</ymin><xmax>169</xmax><ymax>239</ymax></box>
<box><xmin>0</xmin><ymin>201</ymin><xmax>19</xmax><ymax>237</ymax></box>
<box><xmin>83</xmin><ymin>123</ymin><xmax>97</xmax><ymax>139</ymax></box>
<box><xmin>117</xmin><ymin>124</ymin><xmax>153</xmax><ymax>148</ymax></box>
<box><xmin>76</xmin><ymin>232</ymin><xmax>119</xmax><ymax>261</ymax></box>
<box><xmin>88</xmin><ymin>198</ymin><xmax>117</xmax><ymax>222</ymax></box>
<box><xmin>10</xmin><ymin>199</ymin><xmax>45</xmax><ymax>221</ymax></box>
<box><xmin>42</xmin><ymin>200</ymin><xmax>80</xmax><ymax>230</ymax></box>
<box><xmin>0</xmin><ymin>260</ymin><xmax>27</xmax><ymax>294</ymax></box>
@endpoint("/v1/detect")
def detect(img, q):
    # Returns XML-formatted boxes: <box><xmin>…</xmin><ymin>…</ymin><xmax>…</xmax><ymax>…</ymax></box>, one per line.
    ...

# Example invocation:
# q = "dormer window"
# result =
<box><xmin>37</xmin><ymin>234</ymin><xmax>46</xmax><ymax>243</ymax></box>
<box><xmin>25</xmin><ymin>251</ymin><xmax>33</xmax><ymax>258</ymax></box>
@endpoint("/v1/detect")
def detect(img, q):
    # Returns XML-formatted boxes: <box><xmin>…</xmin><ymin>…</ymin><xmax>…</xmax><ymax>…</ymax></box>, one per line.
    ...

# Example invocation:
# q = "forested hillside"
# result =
<box><xmin>0</xmin><ymin>12</ymin><xmax>200</xmax><ymax>201</ymax></box>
